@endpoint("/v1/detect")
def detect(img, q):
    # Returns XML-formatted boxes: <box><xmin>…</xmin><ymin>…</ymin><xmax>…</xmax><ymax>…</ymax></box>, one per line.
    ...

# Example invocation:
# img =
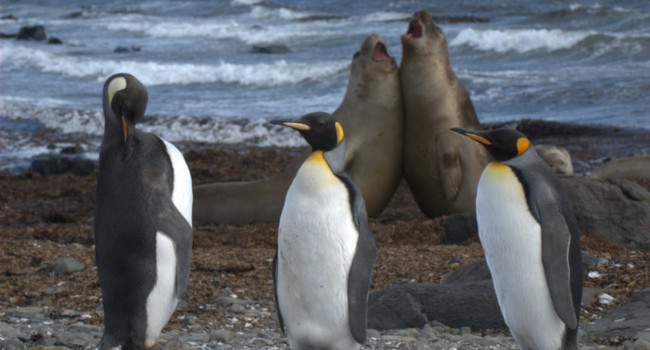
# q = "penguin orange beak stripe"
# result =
<box><xmin>121</xmin><ymin>116</ymin><xmax>128</xmax><ymax>143</ymax></box>
<box><xmin>450</xmin><ymin>127</ymin><xmax>492</xmax><ymax>145</ymax></box>
<box><xmin>466</xmin><ymin>133</ymin><xmax>492</xmax><ymax>146</ymax></box>
<box><xmin>281</xmin><ymin>122</ymin><xmax>311</xmax><ymax>131</ymax></box>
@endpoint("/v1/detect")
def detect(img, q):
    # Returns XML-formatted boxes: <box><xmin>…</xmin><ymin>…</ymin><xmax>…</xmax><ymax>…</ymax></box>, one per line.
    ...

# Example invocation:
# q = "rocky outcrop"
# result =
<box><xmin>561</xmin><ymin>177</ymin><xmax>650</xmax><ymax>250</ymax></box>
<box><xmin>368</xmin><ymin>282</ymin><xmax>505</xmax><ymax>331</ymax></box>
<box><xmin>443</xmin><ymin>177</ymin><xmax>650</xmax><ymax>250</ymax></box>
<box><xmin>583</xmin><ymin>288</ymin><xmax>650</xmax><ymax>342</ymax></box>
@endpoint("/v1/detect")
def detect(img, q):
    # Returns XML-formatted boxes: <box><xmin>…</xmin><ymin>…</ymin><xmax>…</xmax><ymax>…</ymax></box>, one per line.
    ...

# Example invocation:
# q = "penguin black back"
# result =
<box><xmin>95</xmin><ymin>73</ymin><xmax>193</xmax><ymax>349</ymax></box>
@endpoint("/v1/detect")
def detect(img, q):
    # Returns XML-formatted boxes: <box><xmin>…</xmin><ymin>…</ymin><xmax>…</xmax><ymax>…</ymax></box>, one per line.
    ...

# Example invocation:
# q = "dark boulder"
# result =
<box><xmin>16</xmin><ymin>25</ymin><xmax>47</xmax><ymax>41</ymax></box>
<box><xmin>252</xmin><ymin>45</ymin><xmax>291</xmax><ymax>54</ymax></box>
<box><xmin>47</xmin><ymin>37</ymin><xmax>63</xmax><ymax>44</ymax></box>
<box><xmin>368</xmin><ymin>281</ymin><xmax>505</xmax><ymax>331</ymax></box>
<box><xmin>114</xmin><ymin>45</ymin><xmax>142</xmax><ymax>53</ymax></box>
<box><xmin>443</xmin><ymin>212</ymin><xmax>477</xmax><ymax>244</ymax></box>
<box><xmin>30</xmin><ymin>154</ymin><xmax>96</xmax><ymax>176</ymax></box>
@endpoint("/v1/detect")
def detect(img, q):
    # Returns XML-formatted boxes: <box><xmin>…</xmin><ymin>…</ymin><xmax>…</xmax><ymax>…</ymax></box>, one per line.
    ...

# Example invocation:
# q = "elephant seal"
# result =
<box><xmin>590</xmin><ymin>155</ymin><xmax>650</xmax><ymax>180</ymax></box>
<box><xmin>400</xmin><ymin>9</ymin><xmax>490</xmax><ymax>218</ymax></box>
<box><xmin>534</xmin><ymin>144</ymin><xmax>574</xmax><ymax>175</ymax></box>
<box><xmin>193</xmin><ymin>34</ymin><xmax>403</xmax><ymax>223</ymax></box>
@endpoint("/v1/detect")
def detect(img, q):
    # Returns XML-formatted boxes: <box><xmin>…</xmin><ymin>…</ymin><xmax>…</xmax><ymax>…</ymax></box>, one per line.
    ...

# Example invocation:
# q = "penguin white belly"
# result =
<box><xmin>144</xmin><ymin>232</ymin><xmax>178</xmax><ymax>348</ymax></box>
<box><xmin>160</xmin><ymin>137</ymin><xmax>193</xmax><ymax>226</ymax></box>
<box><xmin>277</xmin><ymin>159</ymin><xmax>360</xmax><ymax>350</ymax></box>
<box><xmin>476</xmin><ymin>163</ymin><xmax>565</xmax><ymax>349</ymax></box>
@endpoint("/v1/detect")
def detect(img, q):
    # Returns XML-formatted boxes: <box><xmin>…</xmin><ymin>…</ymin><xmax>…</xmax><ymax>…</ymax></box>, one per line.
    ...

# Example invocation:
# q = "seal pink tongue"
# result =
<box><xmin>407</xmin><ymin>20</ymin><xmax>422</xmax><ymax>38</ymax></box>
<box><xmin>372</xmin><ymin>43</ymin><xmax>388</xmax><ymax>61</ymax></box>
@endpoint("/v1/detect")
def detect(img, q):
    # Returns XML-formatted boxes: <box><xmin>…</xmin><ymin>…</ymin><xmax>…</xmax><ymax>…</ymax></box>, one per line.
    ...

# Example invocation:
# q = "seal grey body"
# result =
<box><xmin>453</xmin><ymin>127</ymin><xmax>582</xmax><ymax>350</ymax></box>
<box><xmin>193</xmin><ymin>34</ymin><xmax>402</xmax><ymax>223</ymax></box>
<box><xmin>401</xmin><ymin>10</ymin><xmax>490</xmax><ymax>218</ymax></box>
<box><xmin>94</xmin><ymin>73</ymin><xmax>193</xmax><ymax>349</ymax></box>
<box><xmin>271</xmin><ymin>112</ymin><xmax>377</xmax><ymax>350</ymax></box>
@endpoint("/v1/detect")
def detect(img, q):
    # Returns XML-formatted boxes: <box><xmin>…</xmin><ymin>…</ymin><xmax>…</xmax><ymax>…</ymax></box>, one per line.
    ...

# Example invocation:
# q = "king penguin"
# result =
<box><xmin>94</xmin><ymin>73</ymin><xmax>193</xmax><ymax>349</ymax></box>
<box><xmin>451</xmin><ymin>127</ymin><xmax>582</xmax><ymax>350</ymax></box>
<box><xmin>270</xmin><ymin>112</ymin><xmax>377</xmax><ymax>350</ymax></box>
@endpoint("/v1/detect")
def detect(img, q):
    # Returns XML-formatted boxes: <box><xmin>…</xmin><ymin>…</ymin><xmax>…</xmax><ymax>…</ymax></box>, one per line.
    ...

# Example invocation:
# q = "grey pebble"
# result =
<box><xmin>210</xmin><ymin>329</ymin><xmax>234</xmax><ymax>343</ymax></box>
<box><xmin>0</xmin><ymin>338</ymin><xmax>25</xmax><ymax>350</ymax></box>
<box><xmin>53</xmin><ymin>256</ymin><xmax>84</xmax><ymax>275</ymax></box>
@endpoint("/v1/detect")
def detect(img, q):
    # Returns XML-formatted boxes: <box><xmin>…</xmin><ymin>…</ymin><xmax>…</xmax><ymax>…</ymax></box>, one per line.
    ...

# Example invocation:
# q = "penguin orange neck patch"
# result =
<box><xmin>335</xmin><ymin>122</ymin><xmax>344</xmax><ymax>145</ymax></box>
<box><xmin>516</xmin><ymin>137</ymin><xmax>530</xmax><ymax>156</ymax></box>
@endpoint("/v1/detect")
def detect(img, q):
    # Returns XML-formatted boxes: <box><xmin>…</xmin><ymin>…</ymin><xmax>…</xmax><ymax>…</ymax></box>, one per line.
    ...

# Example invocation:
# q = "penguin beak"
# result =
<box><xmin>121</xmin><ymin>116</ymin><xmax>128</xmax><ymax>144</ymax></box>
<box><xmin>270</xmin><ymin>119</ymin><xmax>311</xmax><ymax>131</ymax></box>
<box><xmin>451</xmin><ymin>127</ymin><xmax>492</xmax><ymax>146</ymax></box>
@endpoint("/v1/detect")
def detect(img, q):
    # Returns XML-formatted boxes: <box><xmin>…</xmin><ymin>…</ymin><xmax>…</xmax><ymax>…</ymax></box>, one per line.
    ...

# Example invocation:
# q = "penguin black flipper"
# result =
<box><xmin>337</xmin><ymin>172</ymin><xmax>377</xmax><ymax>344</ymax></box>
<box><xmin>271</xmin><ymin>251</ymin><xmax>285</xmax><ymax>333</ymax></box>
<box><xmin>143</xmin><ymin>135</ymin><xmax>193</xmax><ymax>296</ymax></box>
<box><xmin>509</xmin><ymin>151</ymin><xmax>581</xmax><ymax>330</ymax></box>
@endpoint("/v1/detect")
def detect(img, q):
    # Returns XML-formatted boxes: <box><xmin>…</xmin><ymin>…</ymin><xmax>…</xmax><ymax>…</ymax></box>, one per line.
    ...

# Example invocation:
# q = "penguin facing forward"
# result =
<box><xmin>271</xmin><ymin>112</ymin><xmax>377</xmax><ymax>350</ymax></box>
<box><xmin>451</xmin><ymin>127</ymin><xmax>582</xmax><ymax>350</ymax></box>
<box><xmin>94</xmin><ymin>73</ymin><xmax>193</xmax><ymax>349</ymax></box>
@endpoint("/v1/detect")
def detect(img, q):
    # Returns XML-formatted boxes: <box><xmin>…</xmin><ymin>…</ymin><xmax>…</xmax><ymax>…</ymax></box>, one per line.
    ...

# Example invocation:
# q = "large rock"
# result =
<box><xmin>583</xmin><ymin>288</ymin><xmax>650</xmax><ymax>341</ymax></box>
<box><xmin>443</xmin><ymin>212</ymin><xmax>477</xmax><ymax>244</ymax></box>
<box><xmin>368</xmin><ymin>281</ymin><xmax>504</xmax><ymax>331</ymax></box>
<box><xmin>30</xmin><ymin>154</ymin><xmax>96</xmax><ymax>176</ymax></box>
<box><xmin>443</xmin><ymin>177</ymin><xmax>650</xmax><ymax>250</ymax></box>
<box><xmin>444</xmin><ymin>260</ymin><xmax>491</xmax><ymax>284</ymax></box>
<box><xmin>561</xmin><ymin>177</ymin><xmax>650</xmax><ymax>250</ymax></box>
<box><xmin>16</xmin><ymin>25</ymin><xmax>46</xmax><ymax>41</ymax></box>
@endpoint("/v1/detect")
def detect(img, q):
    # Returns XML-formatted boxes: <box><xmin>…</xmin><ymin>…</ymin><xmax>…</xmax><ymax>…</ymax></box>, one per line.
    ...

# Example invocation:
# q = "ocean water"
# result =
<box><xmin>1</xmin><ymin>0</ymin><xmax>649</xmax><ymax>172</ymax></box>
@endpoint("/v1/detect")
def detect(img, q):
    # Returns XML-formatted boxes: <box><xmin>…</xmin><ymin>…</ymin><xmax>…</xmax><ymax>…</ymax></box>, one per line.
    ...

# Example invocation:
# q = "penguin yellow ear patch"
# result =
<box><xmin>335</xmin><ymin>122</ymin><xmax>344</xmax><ymax>144</ymax></box>
<box><xmin>516</xmin><ymin>137</ymin><xmax>530</xmax><ymax>155</ymax></box>
<box><xmin>107</xmin><ymin>77</ymin><xmax>127</xmax><ymax>104</ymax></box>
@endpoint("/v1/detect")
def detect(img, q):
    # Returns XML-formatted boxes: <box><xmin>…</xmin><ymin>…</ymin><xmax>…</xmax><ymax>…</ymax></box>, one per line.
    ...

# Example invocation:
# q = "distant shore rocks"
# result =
<box><xmin>1</xmin><ymin>24</ymin><xmax>63</xmax><ymax>44</ymax></box>
<box><xmin>17</xmin><ymin>25</ymin><xmax>47</xmax><ymax>41</ymax></box>
<box><xmin>252</xmin><ymin>45</ymin><xmax>291</xmax><ymax>54</ymax></box>
<box><xmin>30</xmin><ymin>154</ymin><xmax>96</xmax><ymax>177</ymax></box>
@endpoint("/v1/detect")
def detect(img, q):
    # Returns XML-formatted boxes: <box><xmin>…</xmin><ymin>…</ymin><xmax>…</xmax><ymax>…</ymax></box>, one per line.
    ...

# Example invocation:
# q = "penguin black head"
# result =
<box><xmin>451</xmin><ymin>127</ymin><xmax>531</xmax><ymax>162</ymax></box>
<box><xmin>271</xmin><ymin>112</ymin><xmax>344</xmax><ymax>152</ymax></box>
<box><xmin>102</xmin><ymin>73</ymin><xmax>148</xmax><ymax>144</ymax></box>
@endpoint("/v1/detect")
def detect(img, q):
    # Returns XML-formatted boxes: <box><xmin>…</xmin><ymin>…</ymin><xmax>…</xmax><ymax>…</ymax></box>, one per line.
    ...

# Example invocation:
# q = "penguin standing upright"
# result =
<box><xmin>451</xmin><ymin>127</ymin><xmax>582</xmax><ymax>350</ymax></box>
<box><xmin>94</xmin><ymin>73</ymin><xmax>193</xmax><ymax>349</ymax></box>
<box><xmin>271</xmin><ymin>112</ymin><xmax>377</xmax><ymax>350</ymax></box>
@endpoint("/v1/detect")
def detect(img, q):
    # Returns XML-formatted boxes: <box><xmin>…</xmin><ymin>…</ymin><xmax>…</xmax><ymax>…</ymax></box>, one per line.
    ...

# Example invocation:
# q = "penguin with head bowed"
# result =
<box><xmin>94</xmin><ymin>73</ymin><xmax>193</xmax><ymax>349</ymax></box>
<box><xmin>270</xmin><ymin>112</ymin><xmax>377</xmax><ymax>350</ymax></box>
<box><xmin>451</xmin><ymin>127</ymin><xmax>582</xmax><ymax>350</ymax></box>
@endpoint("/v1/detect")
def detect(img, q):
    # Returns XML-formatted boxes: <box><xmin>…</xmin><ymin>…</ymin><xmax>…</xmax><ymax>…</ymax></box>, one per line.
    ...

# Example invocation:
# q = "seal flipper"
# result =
<box><xmin>436</xmin><ymin>132</ymin><xmax>462</xmax><ymax>203</ymax></box>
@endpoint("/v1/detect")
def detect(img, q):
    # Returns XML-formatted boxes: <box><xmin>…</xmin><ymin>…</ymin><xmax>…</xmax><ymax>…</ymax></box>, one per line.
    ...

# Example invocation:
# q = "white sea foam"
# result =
<box><xmin>450</xmin><ymin>28</ymin><xmax>592</xmax><ymax>53</ymax></box>
<box><xmin>250</xmin><ymin>6</ymin><xmax>310</xmax><ymax>20</ymax></box>
<box><xmin>1</xmin><ymin>43</ymin><xmax>349</xmax><ymax>87</ymax></box>
<box><xmin>231</xmin><ymin>0</ymin><xmax>263</xmax><ymax>6</ymax></box>
<box><xmin>0</xmin><ymin>103</ymin><xmax>305</xmax><ymax>147</ymax></box>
